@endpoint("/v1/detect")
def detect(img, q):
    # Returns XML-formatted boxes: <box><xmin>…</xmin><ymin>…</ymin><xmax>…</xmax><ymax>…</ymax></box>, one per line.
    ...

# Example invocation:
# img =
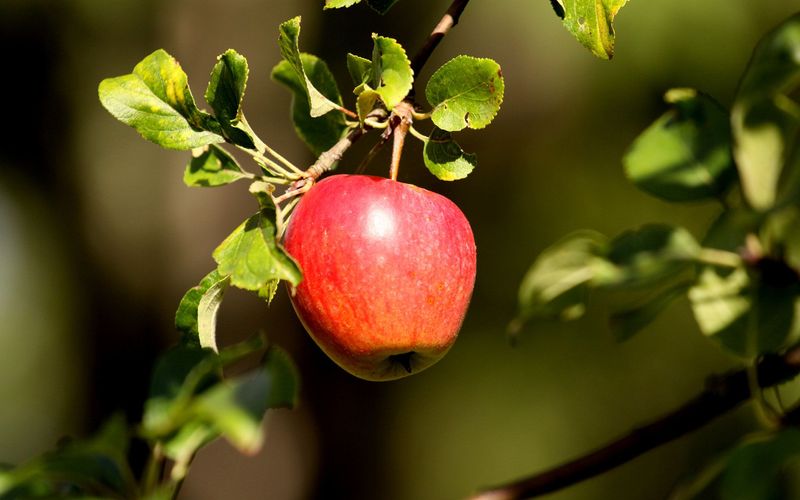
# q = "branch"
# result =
<box><xmin>470</xmin><ymin>345</ymin><xmax>800</xmax><ymax>500</ymax></box>
<box><xmin>411</xmin><ymin>0</ymin><xmax>471</xmax><ymax>75</ymax></box>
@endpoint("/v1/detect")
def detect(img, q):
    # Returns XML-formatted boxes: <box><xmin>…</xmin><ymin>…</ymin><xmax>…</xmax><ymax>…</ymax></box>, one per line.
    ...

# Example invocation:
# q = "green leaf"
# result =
<box><xmin>278</xmin><ymin>17</ymin><xmax>341</xmax><ymax>118</ymax></box>
<box><xmin>175</xmin><ymin>269</ymin><xmax>230</xmax><ymax>350</ymax></box>
<box><xmin>213</xmin><ymin>204</ymin><xmax>302</xmax><ymax>292</ymax></box>
<box><xmin>623</xmin><ymin>88</ymin><xmax>736</xmax><ymax>202</ymax></box>
<box><xmin>689</xmin><ymin>211</ymin><xmax>800</xmax><ymax>356</ymax></box>
<box><xmin>325</xmin><ymin>0</ymin><xmax>361</xmax><ymax>8</ymax></box>
<box><xmin>609</xmin><ymin>282</ymin><xmax>691</xmax><ymax>341</ymax></box>
<box><xmin>594</xmin><ymin>224</ymin><xmax>701</xmax><ymax>288</ymax></box>
<box><xmin>356</xmin><ymin>86</ymin><xmax>380</xmax><ymax>124</ymax></box>
<box><xmin>365</xmin><ymin>0</ymin><xmax>400</xmax><ymax>14</ymax></box>
<box><xmin>371</xmin><ymin>35</ymin><xmax>413</xmax><ymax>110</ymax></box>
<box><xmin>732</xmin><ymin>13</ymin><xmax>800</xmax><ymax>211</ymax></box>
<box><xmin>426</xmin><ymin>56</ymin><xmax>504</xmax><ymax>132</ymax></box>
<box><xmin>143</xmin><ymin>336</ymin><xmax>267</xmax><ymax>438</ymax></box>
<box><xmin>0</xmin><ymin>415</ymin><xmax>135</xmax><ymax>498</ymax></box>
<box><xmin>347</xmin><ymin>53</ymin><xmax>373</xmax><ymax>86</ymax></box>
<box><xmin>556</xmin><ymin>0</ymin><xmax>630</xmax><ymax>60</ymax></box>
<box><xmin>191</xmin><ymin>345</ymin><xmax>298</xmax><ymax>454</ymax></box>
<box><xmin>516</xmin><ymin>231</ymin><xmax>607</xmax><ymax>324</ymax></box>
<box><xmin>205</xmin><ymin>49</ymin><xmax>261</xmax><ymax>150</ymax></box>
<box><xmin>184</xmin><ymin>144</ymin><xmax>248</xmax><ymax>187</ymax></box>
<box><xmin>720</xmin><ymin>429</ymin><xmax>800</xmax><ymax>500</ymax></box>
<box><xmin>99</xmin><ymin>49</ymin><xmax>223</xmax><ymax>150</ymax></box>
<box><xmin>272</xmin><ymin>54</ymin><xmax>348</xmax><ymax>155</ymax></box>
<box><xmin>423</xmin><ymin>128</ymin><xmax>477</xmax><ymax>181</ymax></box>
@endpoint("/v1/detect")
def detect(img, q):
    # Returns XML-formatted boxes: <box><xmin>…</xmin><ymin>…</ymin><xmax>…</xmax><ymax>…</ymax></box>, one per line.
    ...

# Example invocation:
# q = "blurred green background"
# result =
<box><xmin>1</xmin><ymin>1</ymin><xmax>799</xmax><ymax>498</ymax></box>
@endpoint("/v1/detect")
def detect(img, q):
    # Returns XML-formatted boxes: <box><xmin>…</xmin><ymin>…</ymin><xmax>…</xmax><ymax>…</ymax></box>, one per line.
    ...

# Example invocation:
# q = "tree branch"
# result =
<box><xmin>411</xmin><ymin>0</ymin><xmax>471</xmax><ymax>75</ymax></box>
<box><xmin>469</xmin><ymin>345</ymin><xmax>800</xmax><ymax>500</ymax></box>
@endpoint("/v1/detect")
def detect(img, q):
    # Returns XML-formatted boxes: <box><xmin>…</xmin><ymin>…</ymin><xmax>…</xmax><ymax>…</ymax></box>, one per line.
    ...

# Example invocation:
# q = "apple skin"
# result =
<box><xmin>283</xmin><ymin>174</ymin><xmax>476</xmax><ymax>381</ymax></box>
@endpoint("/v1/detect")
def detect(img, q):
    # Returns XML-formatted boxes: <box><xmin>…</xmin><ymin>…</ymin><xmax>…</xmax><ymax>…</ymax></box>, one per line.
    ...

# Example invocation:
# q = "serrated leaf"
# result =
<box><xmin>205</xmin><ymin>49</ymin><xmax>260</xmax><ymax>150</ymax></box>
<box><xmin>426</xmin><ymin>56</ymin><xmax>504</xmax><ymax>132</ymax></box>
<box><xmin>272</xmin><ymin>54</ymin><xmax>348</xmax><ymax>155</ymax></box>
<box><xmin>516</xmin><ymin>231</ymin><xmax>608</xmax><ymax>324</ymax></box>
<box><xmin>732</xmin><ymin>13</ymin><xmax>800</xmax><ymax>211</ymax></box>
<box><xmin>99</xmin><ymin>49</ymin><xmax>222</xmax><ymax>150</ymax></box>
<box><xmin>624</xmin><ymin>88</ymin><xmax>736</xmax><ymax>202</ymax></box>
<box><xmin>371</xmin><ymin>35</ymin><xmax>413</xmax><ymax>109</ymax></box>
<box><xmin>184</xmin><ymin>145</ymin><xmax>248</xmax><ymax>187</ymax></box>
<box><xmin>347</xmin><ymin>53</ymin><xmax>373</xmax><ymax>86</ymax></box>
<box><xmin>594</xmin><ymin>224</ymin><xmax>701</xmax><ymax>288</ymax></box>
<box><xmin>356</xmin><ymin>86</ymin><xmax>380</xmax><ymax>124</ymax></box>
<box><xmin>213</xmin><ymin>204</ymin><xmax>302</xmax><ymax>291</ymax></box>
<box><xmin>278</xmin><ymin>17</ymin><xmax>340</xmax><ymax>118</ymax></box>
<box><xmin>325</xmin><ymin>0</ymin><xmax>361</xmax><ymax>8</ymax></box>
<box><xmin>365</xmin><ymin>0</ymin><xmax>400</xmax><ymax>14</ymax></box>
<box><xmin>175</xmin><ymin>269</ymin><xmax>230</xmax><ymax>349</ymax></box>
<box><xmin>557</xmin><ymin>0</ymin><xmax>630</xmax><ymax>60</ymax></box>
<box><xmin>258</xmin><ymin>280</ymin><xmax>280</xmax><ymax>304</ymax></box>
<box><xmin>423</xmin><ymin>128</ymin><xmax>477</xmax><ymax>181</ymax></box>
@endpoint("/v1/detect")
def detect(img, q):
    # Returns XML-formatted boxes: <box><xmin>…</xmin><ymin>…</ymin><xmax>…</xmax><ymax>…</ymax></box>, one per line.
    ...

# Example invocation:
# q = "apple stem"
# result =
<box><xmin>389</xmin><ymin>101</ymin><xmax>414</xmax><ymax>181</ymax></box>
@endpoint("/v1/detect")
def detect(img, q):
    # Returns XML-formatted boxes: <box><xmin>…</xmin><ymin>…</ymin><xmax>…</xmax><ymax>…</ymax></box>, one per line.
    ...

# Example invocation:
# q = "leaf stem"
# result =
<box><xmin>263</xmin><ymin>144</ymin><xmax>304</xmax><ymax>175</ymax></box>
<box><xmin>408</xmin><ymin>125</ymin><xmax>429</xmax><ymax>142</ymax></box>
<box><xmin>469</xmin><ymin>344</ymin><xmax>800</xmax><ymax>500</ymax></box>
<box><xmin>697</xmin><ymin>248</ymin><xmax>743</xmax><ymax>269</ymax></box>
<box><xmin>239</xmin><ymin>146</ymin><xmax>301</xmax><ymax>180</ymax></box>
<box><xmin>142</xmin><ymin>442</ymin><xmax>165</xmax><ymax>496</ymax></box>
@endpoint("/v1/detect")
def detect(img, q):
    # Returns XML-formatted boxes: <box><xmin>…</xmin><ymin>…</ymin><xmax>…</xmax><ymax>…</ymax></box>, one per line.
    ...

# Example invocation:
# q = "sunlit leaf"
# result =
<box><xmin>175</xmin><ymin>270</ymin><xmax>230</xmax><ymax>350</ymax></box>
<box><xmin>371</xmin><ymin>35</ymin><xmax>413</xmax><ymax>109</ymax></box>
<box><xmin>555</xmin><ymin>0</ymin><xmax>630</xmax><ymax>60</ymax></box>
<box><xmin>278</xmin><ymin>17</ymin><xmax>341</xmax><ymax>117</ymax></box>
<box><xmin>213</xmin><ymin>202</ymin><xmax>302</xmax><ymax>291</ymax></box>
<box><xmin>624</xmin><ymin>88</ymin><xmax>736</xmax><ymax>202</ymax></box>
<box><xmin>99</xmin><ymin>49</ymin><xmax>222</xmax><ymax>150</ymax></box>
<box><xmin>426</xmin><ymin>56</ymin><xmax>504</xmax><ymax>132</ymax></box>
<box><xmin>732</xmin><ymin>13</ymin><xmax>800</xmax><ymax>211</ymax></box>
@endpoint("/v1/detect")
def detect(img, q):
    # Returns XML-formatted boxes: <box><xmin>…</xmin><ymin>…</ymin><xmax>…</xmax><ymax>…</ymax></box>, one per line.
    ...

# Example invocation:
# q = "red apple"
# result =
<box><xmin>283</xmin><ymin>174</ymin><xmax>476</xmax><ymax>381</ymax></box>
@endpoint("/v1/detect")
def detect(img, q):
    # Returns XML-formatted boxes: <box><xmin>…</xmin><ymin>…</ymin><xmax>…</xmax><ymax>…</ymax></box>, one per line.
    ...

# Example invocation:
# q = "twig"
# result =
<box><xmin>389</xmin><ymin>102</ymin><xmax>413</xmax><ymax>181</ymax></box>
<box><xmin>469</xmin><ymin>345</ymin><xmax>800</xmax><ymax>500</ymax></box>
<box><xmin>411</xmin><ymin>0</ymin><xmax>472</xmax><ymax>75</ymax></box>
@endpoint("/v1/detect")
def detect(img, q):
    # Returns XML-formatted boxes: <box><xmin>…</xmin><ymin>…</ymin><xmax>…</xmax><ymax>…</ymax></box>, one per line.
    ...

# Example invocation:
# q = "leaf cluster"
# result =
<box><xmin>514</xmin><ymin>13</ymin><xmax>800</xmax><ymax>498</ymax></box>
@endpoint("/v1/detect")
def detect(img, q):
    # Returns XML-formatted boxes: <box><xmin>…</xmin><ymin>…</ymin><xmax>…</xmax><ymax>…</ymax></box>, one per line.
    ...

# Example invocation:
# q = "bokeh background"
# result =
<box><xmin>1</xmin><ymin>1</ymin><xmax>799</xmax><ymax>499</ymax></box>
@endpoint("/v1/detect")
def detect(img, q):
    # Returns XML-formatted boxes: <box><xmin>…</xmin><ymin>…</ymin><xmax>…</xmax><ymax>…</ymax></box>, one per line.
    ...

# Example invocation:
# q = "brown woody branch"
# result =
<box><xmin>411</xmin><ymin>0</ymin><xmax>471</xmax><ymax>75</ymax></box>
<box><xmin>469</xmin><ymin>345</ymin><xmax>800</xmax><ymax>500</ymax></box>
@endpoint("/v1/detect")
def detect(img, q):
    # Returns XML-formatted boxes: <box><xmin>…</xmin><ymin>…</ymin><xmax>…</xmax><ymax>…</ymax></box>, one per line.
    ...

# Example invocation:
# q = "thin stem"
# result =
<box><xmin>336</xmin><ymin>105</ymin><xmax>359</xmax><ymax>120</ymax></box>
<box><xmin>142</xmin><ymin>442</ymin><xmax>165</xmax><ymax>496</ymax></box>
<box><xmin>263</xmin><ymin>144</ymin><xmax>304</xmax><ymax>175</ymax></box>
<box><xmin>469</xmin><ymin>344</ymin><xmax>800</xmax><ymax>500</ymax></box>
<box><xmin>410</xmin><ymin>0</ymin><xmax>472</xmax><ymax>75</ymax></box>
<box><xmin>697</xmin><ymin>247</ymin><xmax>743</xmax><ymax>269</ymax></box>
<box><xmin>408</xmin><ymin>125</ymin><xmax>429</xmax><ymax>142</ymax></box>
<box><xmin>239</xmin><ymin>147</ymin><xmax>301</xmax><ymax>180</ymax></box>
